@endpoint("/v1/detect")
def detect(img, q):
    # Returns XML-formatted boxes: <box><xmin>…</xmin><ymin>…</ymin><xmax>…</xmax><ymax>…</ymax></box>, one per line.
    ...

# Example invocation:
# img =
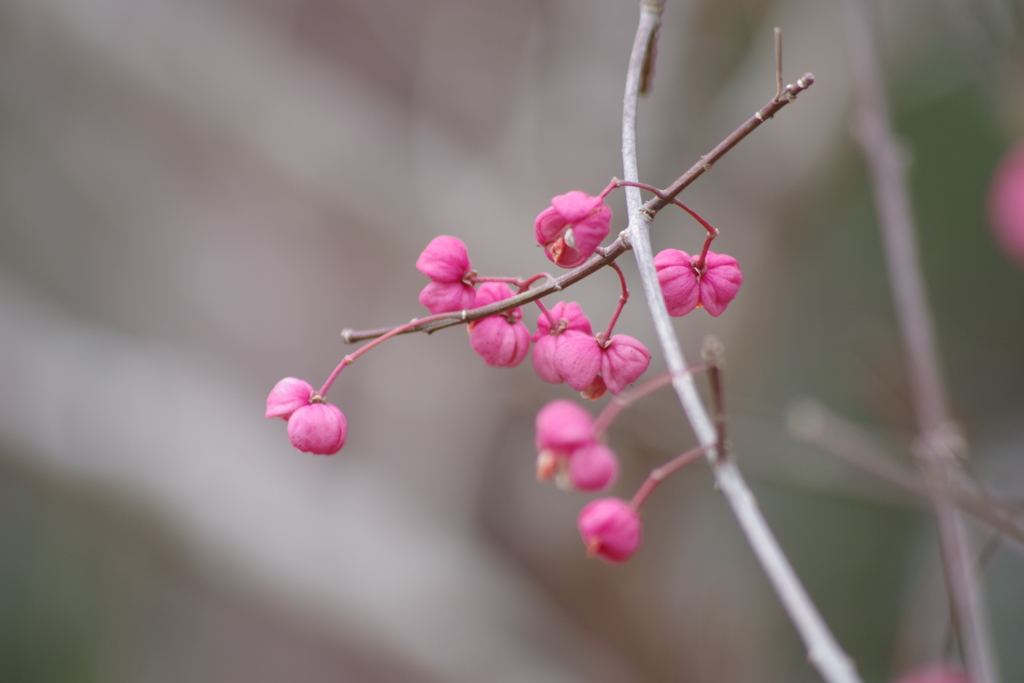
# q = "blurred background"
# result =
<box><xmin>1</xmin><ymin>0</ymin><xmax>1023</xmax><ymax>681</ymax></box>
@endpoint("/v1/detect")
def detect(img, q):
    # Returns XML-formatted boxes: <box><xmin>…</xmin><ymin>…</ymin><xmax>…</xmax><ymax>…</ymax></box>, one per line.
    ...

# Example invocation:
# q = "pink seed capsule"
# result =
<box><xmin>535</xmin><ymin>191</ymin><xmax>612</xmax><ymax>268</ymax></box>
<box><xmin>265</xmin><ymin>377</ymin><xmax>314</xmax><ymax>420</ymax></box>
<box><xmin>578</xmin><ymin>498</ymin><xmax>642</xmax><ymax>563</ymax></box>
<box><xmin>287</xmin><ymin>402</ymin><xmax>347</xmax><ymax>455</ymax></box>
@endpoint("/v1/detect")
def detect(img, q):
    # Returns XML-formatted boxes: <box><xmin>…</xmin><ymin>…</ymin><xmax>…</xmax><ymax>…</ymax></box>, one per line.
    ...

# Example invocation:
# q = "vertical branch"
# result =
<box><xmin>841</xmin><ymin>1</ymin><xmax>999</xmax><ymax>681</ymax></box>
<box><xmin>621</xmin><ymin>4</ymin><xmax>862</xmax><ymax>682</ymax></box>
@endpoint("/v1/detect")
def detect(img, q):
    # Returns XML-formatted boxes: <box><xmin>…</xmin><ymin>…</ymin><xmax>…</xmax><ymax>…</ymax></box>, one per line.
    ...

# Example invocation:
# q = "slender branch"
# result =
<box><xmin>629</xmin><ymin>445</ymin><xmax>707</xmax><ymax>510</ymax></box>
<box><xmin>841</xmin><ymin>1</ymin><xmax>998</xmax><ymax>680</ymax></box>
<box><xmin>639</xmin><ymin>75</ymin><xmax>813</xmax><ymax>217</ymax></box>
<box><xmin>621</xmin><ymin>5</ymin><xmax>860</xmax><ymax>683</ymax></box>
<box><xmin>341</xmin><ymin>75</ymin><xmax>813</xmax><ymax>346</ymax></box>
<box><xmin>788</xmin><ymin>400</ymin><xmax>1024</xmax><ymax>549</ymax></box>
<box><xmin>591</xmin><ymin>366</ymin><xmax>705</xmax><ymax>437</ymax></box>
<box><xmin>341</xmin><ymin>237</ymin><xmax>631</xmax><ymax>342</ymax></box>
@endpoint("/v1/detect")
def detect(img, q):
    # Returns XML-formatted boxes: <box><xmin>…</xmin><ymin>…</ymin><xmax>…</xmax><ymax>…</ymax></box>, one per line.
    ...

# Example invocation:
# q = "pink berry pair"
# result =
<box><xmin>532</xmin><ymin>302</ymin><xmax>650</xmax><ymax>399</ymax></box>
<box><xmin>654</xmin><ymin>249</ymin><xmax>743</xmax><ymax>317</ymax></box>
<box><xmin>535</xmin><ymin>399</ymin><xmax>642</xmax><ymax>562</ymax></box>
<box><xmin>265</xmin><ymin>378</ymin><xmax>347</xmax><ymax>455</ymax></box>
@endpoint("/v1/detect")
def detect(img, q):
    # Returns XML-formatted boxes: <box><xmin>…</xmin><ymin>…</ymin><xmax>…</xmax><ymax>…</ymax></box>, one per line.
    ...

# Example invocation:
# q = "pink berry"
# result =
<box><xmin>418</xmin><ymin>280</ymin><xmax>476</xmax><ymax>314</ymax></box>
<box><xmin>698</xmin><ymin>252</ymin><xmax>743</xmax><ymax>317</ymax></box>
<box><xmin>578</xmin><ymin>498</ymin><xmax>642</xmax><ymax>563</ymax></box>
<box><xmin>654</xmin><ymin>248</ymin><xmax>700</xmax><ymax>316</ymax></box>
<box><xmin>568</xmin><ymin>442</ymin><xmax>619</xmax><ymax>491</ymax></box>
<box><xmin>416</xmin><ymin>235</ymin><xmax>472</xmax><ymax>282</ymax></box>
<box><xmin>891</xmin><ymin>664</ymin><xmax>971</xmax><ymax>683</ymax></box>
<box><xmin>535</xmin><ymin>399</ymin><xmax>595</xmax><ymax>454</ymax></box>
<box><xmin>553</xmin><ymin>333</ymin><xmax>649</xmax><ymax>396</ymax></box>
<box><xmin>287</xmin><ymin>402</ymin><xmax>347</xmax><ymax>455</ymax></box>
<box><xmin>553</xmin><ymin>334</ymin><xmax>603</xmax><ymax>392</ymax></box>
<box><xmin>416</xmin><ymin>236</ymin><xmax>476</xmax><ymax>314</ymax></box>
<box><xmin>989</xmin><ymin>142</ymin><xmax>1024</xmax><ymax>265</ymax></box>
<box><xmin>468</xmin><ymin>283</ymin><xmax>530</xmax><ymax>367</ymax></box>
<box><xmin>532</xmin><ymin>302</ymin><xmax>595</xmax><ymax>384</ymax></box>
<box><xmin>599</xmin><ymin>334</ymin><xmax>650</xmax><ymax>394</ymax></box>
<box><xmin>265</xmin><ymin>377</ymin><xmax>314</xmax><ymax>420</ymax></box>
<box><xmin>470</xmin><ymin>316</ymin><xmax>531</xmax><ymax>367</ymax></box>
<box><xmin>535</xmin><ymin>191</ymin><xmax>612</xmax><ymax>268</ymax></box>
<box><xmin>654</xmin><ymin>248</ymin><xmax>742</xmax><ymax>317</ymax></box>
<box><xmin>533</xmin><ymin>301</ymin><xmax>594</xmax><ymax>339</ymax></box>
<box><xmin>531</xmin><ymin>334</ymin><xmax>565</xmax><ymax>384</ymax></box>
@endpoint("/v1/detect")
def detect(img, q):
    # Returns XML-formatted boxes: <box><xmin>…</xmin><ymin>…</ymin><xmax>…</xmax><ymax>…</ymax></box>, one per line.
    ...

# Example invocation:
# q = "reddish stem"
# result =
<box><xmin>629</xmin><ymin>445</ymin><xmax>707</xmax><ymax>511</ymax></box>
<box><xmin>600</xmin><ymin>262</ymin><xmax>630</xmax><ymax>340</ymax></box>
<box><xmin>694</xmin><ymin>233</ymin><xmax>715</xmax><ymax>273</ymax></box>
<box><xmin>591</xmin><ymin>365</ymin><xmax>706</xmax><ymax>437</ymax></box>
<box><xmin>534</xmin><ymin>298</ymin><xmax>557</xmax><ymax>330</ymax></box>
<box><xmin>609</xmin><ymin>178</ymin><xmax>720</xmax><ymax>271</ymax></box>
<box><xmin>318</xmin><ymin>312</ymin><xmax>453</xmax><ymax>397</ymax></box>
<box><xmin>611</xmin><ymin>179</ymin><xmax>720</xmax><ymax>239</ymax></box>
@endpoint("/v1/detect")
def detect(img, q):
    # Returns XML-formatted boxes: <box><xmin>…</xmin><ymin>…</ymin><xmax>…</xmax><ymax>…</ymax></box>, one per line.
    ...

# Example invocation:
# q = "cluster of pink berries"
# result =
<box><xmin>266</xmin><ymin>183</ymin><xmax>744</xmax><ymax>560</ymax></box>
<box><xmin>265</xmin><ymin>378</ymin><xmax>347</xmax><ymax>455</ymax></box>
<box><xmin>534</xmin><ymin>399</ymin><xmax>641</xmax><ymax>562</ymax></box>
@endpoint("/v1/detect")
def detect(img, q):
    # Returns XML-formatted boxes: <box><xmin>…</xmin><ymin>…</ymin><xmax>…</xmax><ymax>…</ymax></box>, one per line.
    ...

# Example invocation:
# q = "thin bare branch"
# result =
<box><xmin>788</xmin><ymin>400</ymin><xmax>1024</xmax><ymax>550</ymax></box>
<box><xmin>621</xmin><ymin>5</ymin><xmax>860</xmax><ymax>683</ymax></box>
<box><xmin>342</xmin><ymin>75</ymin><xmax>814</xmax><ymax>345</ymax></box>
<box><xmin>841</xmin><ymin>0</ymin><xmax>999</xmax><ymax>680</ymax></box>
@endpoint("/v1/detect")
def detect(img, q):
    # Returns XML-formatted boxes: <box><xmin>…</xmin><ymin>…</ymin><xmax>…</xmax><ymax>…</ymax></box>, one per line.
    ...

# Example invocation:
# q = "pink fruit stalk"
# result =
<box><xmin>535</xmin><ymin>191</ymin><xmax>612</xmax><ymax>268</ymax></box>
<box><xmin>416</xmin><ymin>236</ymin><xmax>477</xmax><ymax>313</ymax></box>
<box><xmin>468</xmin><ymin>283</ymin><xmax>531</xmax><ymax>367</ymax></box>
<box><xmin>578</xmin><ymin>497</ymin><xmax>642</xmax><ymax>562</ymax></box>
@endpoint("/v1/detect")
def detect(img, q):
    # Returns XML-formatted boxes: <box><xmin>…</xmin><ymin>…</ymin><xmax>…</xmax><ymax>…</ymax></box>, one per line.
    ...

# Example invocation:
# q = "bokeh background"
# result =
<box><xmin>2</xmin><ymin>0</ymin><xmax>1023</xmax><ymax>682</ymax></box>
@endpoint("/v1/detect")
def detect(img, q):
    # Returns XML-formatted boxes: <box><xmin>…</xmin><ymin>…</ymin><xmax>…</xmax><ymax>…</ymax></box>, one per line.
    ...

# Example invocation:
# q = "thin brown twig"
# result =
<box><xmin>788</xmin><ymin>399</ymin><xmax>1024</xmax><ymax>550</ymax></box>
<box><xmin>341</xmin><ymin>75</ymin><xmax>813</xmax><ymax>345</ymax></box>
<box><xmin>841</xmin><ymin>0</ymin><xmax>999</xmax><ymax>680</ymax></box>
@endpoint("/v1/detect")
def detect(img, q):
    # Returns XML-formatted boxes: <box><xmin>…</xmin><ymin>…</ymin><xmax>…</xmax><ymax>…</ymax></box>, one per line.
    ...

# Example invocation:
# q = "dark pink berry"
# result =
<box><xmin>578</xmin><ymin>498</ymin><xmax>641</xmax><ymax>562</ymax></box>
<box><xmin>535</xmin><ymin>191</ymin><xmax>612</xmax><ymax>268</ymax></box>
<box><xmin>654</xmin><ymin>248</ymin><xmax>700</xmax><ymax>316</ymax></box>
<box><xmin>532</xmin><ymin>302</ymin><xmax>595</xmax><ymax>384</ymax></box>
<box><xmin>989</xmin><ymin>142</ymin><xmax>1024</xmax><ymax>265</ymax></box>
<box><xmin>654</xmin><ymin>248</ymin><xmax>742</xmax><ymax>317</ymax></box>
<box><xmin>468</xmin><ymin>283</ymin><xmax>531</xmax><ymax>367</ymax></box>
<box><xmin>287</xmin><ymin>402</ymin><xmax>347</xmax><ymax>455</ymax></box>
<box><xmin>699</xmin><ymin>252</ymin><xmax>743</xmax><ymax>317</ymax></box>
<box><xmin>568</xmin><ymin>442</ymin><xmax>619</xmax><ymax>491</ymax></box>
<box><xmin>266</xmin><ymin>377</ymin><xmax>315</xmax><ymax>420</ymax></box>
<box><xmin>600</xmin><ymin>334</ymin><xmax>650</xmax><ymax>394</ymax></box>
<box><xmin>416</xmin><ymin>236</ymin><xmax>476</xmax><ymax>314</ymax></box>
<box><xmin>535</xmin><ymin>399</ymin><xmax>595</xmax><ymax>454</ymax></box>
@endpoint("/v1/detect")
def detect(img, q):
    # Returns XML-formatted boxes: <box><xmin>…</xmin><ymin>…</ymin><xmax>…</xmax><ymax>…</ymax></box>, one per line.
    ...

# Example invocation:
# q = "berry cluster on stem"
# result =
<box><xmin>267</xmin><ymin>180</ymin><xmax>742</xmax><ymax>469</ymax></box>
